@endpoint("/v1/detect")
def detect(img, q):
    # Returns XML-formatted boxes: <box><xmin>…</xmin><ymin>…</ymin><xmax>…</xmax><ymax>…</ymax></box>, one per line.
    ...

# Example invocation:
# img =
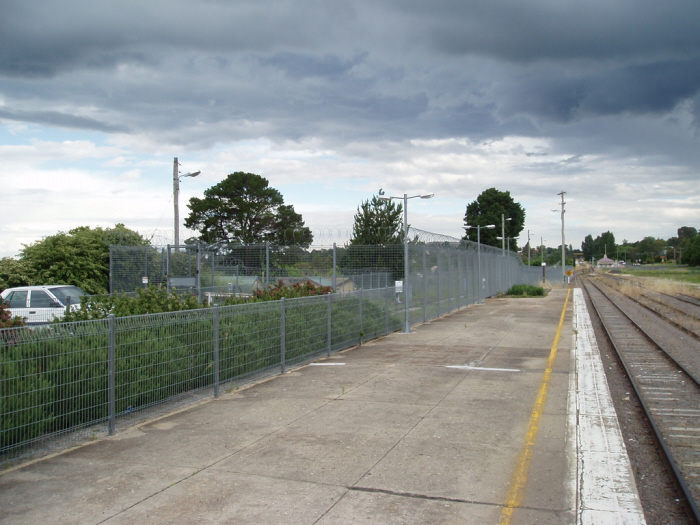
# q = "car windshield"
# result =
<box><xmin>51</xmin><ymin>286</ymin><xmax>85</xmax><ymax>305</ymax></box>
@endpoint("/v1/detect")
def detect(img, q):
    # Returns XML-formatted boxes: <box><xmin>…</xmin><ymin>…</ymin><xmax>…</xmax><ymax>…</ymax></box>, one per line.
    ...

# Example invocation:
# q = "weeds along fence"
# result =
<box><xmin>2</xmin><ymin>241</ymin><xmax>542</xmax><ymax>464</ymax></box>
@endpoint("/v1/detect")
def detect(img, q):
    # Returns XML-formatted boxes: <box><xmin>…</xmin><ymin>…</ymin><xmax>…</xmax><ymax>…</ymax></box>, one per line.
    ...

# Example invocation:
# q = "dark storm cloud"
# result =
<box><xmin>497</xmin><ymin>58</ymin><xmax>700</xmax><ymax>122</ymax></box>
<box><xmin>2</xmin><ymin>0</ymin><xmax>700</xmax><ymax>151</ymax></box>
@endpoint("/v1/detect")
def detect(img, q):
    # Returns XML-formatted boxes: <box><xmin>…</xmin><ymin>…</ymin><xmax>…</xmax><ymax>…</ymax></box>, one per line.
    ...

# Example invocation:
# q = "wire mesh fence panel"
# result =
<box><xmin>217</xmin><ymin>301</ymin><xmax>283</xmax><ymax>384</ymax></box>
<box><xmin>1</xmin><ymin>320</ymin><xmax>111</xmax><ymax>459</ymax></box>
<box><xmin>283</xmin><ymin>295</ymin><xmax>332</xmax><ymax>367</ymax></box>
<box><xmin>329</xmin><ymin>293</ymin><xmax>362</xmax><ymax>352</ymax></box>
<box><xmin>110</xmin><ymin>245</ymin><xmax>168</xmax><ymax>293</ymax></box>
<box><xmin>112</xmin><ymin>309</ymin><xmax>214</xmax><ymax>425</ymax></box>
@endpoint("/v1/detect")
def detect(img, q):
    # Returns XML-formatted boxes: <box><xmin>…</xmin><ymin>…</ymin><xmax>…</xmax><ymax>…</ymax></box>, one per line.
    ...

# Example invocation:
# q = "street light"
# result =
<box><xmin>527</xmin><ymin>229</ymin><xmax>533</xmax><ymax>266</ymax></box>
<box><xmin>379</xmin><ymin>192</ymin><xmax>434</xmax><ymax>333</ymax></box>
<box><xmin>541</xmin><ymin>237</ymin><xmax>547</xmax><ymax>283</ymax></box>
<box><xmin>555</xmin><ymin>191</ymin><xmax>566</xmax><ymax>282</ymax></box>
<box><xmin>501</xmin><ymin>214</ymin><xmax>512</xmax><ymax>256</ymax></box>
<box><xmin>464</xmin><ymin>224</ymin><xmax>496</xmax><ymax>304</ymax></box>
<box><xmin>173</xmin><ymin>157</ymin><xmax>201</xmax><ymax>247</ymax></box>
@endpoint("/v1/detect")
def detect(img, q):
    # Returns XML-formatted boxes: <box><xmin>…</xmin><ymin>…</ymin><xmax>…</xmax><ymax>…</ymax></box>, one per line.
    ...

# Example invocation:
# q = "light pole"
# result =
<box><xmin>501</xmin><ymin>214</ymin><xmax>512</xmax><ymax>256</ymax></box>
<box><xmin>464</xmin><ymin>224</ymin><xmax>496</xmax><ymax>304</ymax></box>
<box><xmin>541</xmin><ymin>237</ymin><xmax>547</xmax><ymax>283</ymax></box>
<box><xmin>527</xmin><ymin>230</ymin><xmax>533</xmax><ymax>266</ymax></box>
<box><xmin>379</xmin><ymin>192</ymin><xmax>434</xmax><ymax>333</ymax></box>
<box><xmin>557</xmin><ymin>191</ymin><xmax>566</xmax><ymax>282</ymax></box>
<box><xmin>173</xmin><ymin>157</ymin><xmax>200</xmax><ymax>247</ymax></box>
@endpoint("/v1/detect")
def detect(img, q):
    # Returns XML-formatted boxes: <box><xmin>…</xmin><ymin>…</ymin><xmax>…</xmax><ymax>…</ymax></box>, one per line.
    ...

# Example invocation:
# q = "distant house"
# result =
<box><xmin>597</xmin><ymin>254</ymin><xmax>615</xmax><ymax>268</ymax></box>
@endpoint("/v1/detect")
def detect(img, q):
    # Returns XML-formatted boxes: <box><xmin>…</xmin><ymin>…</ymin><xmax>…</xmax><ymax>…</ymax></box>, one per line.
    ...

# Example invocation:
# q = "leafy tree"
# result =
<box><xmin>185</xmin><ymin>172</ymin><xmax>312</xmax><ymax>247</ymax></box>
<box><xmin>349</xmin><ymin>193</ymin><xmax>404</xmax><ymax>245</ymax></box>
<box><xmin>686</xmin><ymin>235</ymin><xmax>700</xmax><ymax>266</ymax></box>
<box><xmin>18</xmin><ymin>224</ymin><xmax>149</xmax><ymax>295</ymax></box>
<box><xmin>677</xmin><ymin>226</ymin><xmax>697</xmax><ymax>241</ymax></box>
<box><xmin>340</xmin><ymin>192</ymin><xmax>405</xmax><ymax>281</ymax></box>
<box><xmin>0</xmin><ymin>257</ymin><xmax>35</xmax><ymax>291</ymax></box>
<box><xmin>273</xmin><ymin>204</ymin><xmax>313</xmax><ymax>246</ymax></box>
<box><xmin>593</xmin><ymin>231</ymin><xmax>616</xmax><ymax>259</ymax></box>
<box><xmin>463</xmin><ymin>188</ymin><xmax>525</xmax><ymax>250</ymax></box>
<box><xmin>581</xmin><ymin>235</ymin><xmax>594</xmax><ymax>260</ymax></box>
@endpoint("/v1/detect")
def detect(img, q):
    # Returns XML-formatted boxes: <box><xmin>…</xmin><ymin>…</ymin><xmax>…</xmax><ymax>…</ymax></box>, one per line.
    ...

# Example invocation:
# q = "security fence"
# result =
<box><xmin>2</xmin><ymin>240</ymin><xmax>542</xmax><ymax>464</ymax></box>
<box><xmin>109</xmin><ymin>237</ymin><xmax>542</xmax><ymax>300</ymax></box>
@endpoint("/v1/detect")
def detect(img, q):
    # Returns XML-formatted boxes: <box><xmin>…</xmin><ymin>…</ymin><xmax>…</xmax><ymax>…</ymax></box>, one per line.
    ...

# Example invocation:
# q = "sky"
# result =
<box><xmin>1</xmin><ymin>0</ymin><xmax>699</xmax><ymax>258</ymax></box>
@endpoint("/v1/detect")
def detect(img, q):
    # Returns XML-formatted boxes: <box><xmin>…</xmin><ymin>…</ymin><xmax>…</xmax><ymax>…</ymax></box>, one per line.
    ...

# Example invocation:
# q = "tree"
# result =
<box><xmin>581</xmin><ymin>235</ymin><xmax>594</xmax><ymax>260</ymax></box>
<box><xmin>594</xmin><ymin>231</ymin><xmax>616</xmax><ymax>259</ymax></box>
<box><xmin>19</xmin><ymin>224</ymin><xmax>149</xmax><ymax>294</ymax></box>
<box><xmin>0</xmin><ymin>257</ymin><xmax>34</xmax><ymax>291</ymax></box>
<box><xmin>185</xmin><ymin>172</ymin><xmax>312</xmax><ymax>247</ymax></box>
<box><xmin>349</xmin><ymin>193</ymin><xmax>403</xmax><ymax>245</ymax></box>
<box><xmin>686</xmin><ymin>235</ymin><xmax>700</xmax><ymax>266</ymax></box>
<box><xmin>340</xmin><ymin>193</ymin><xmax>405</xmax><ymax>281</ymax></box>
<box><xmin>463</xmin><ymin>188</ymin><xmax>525</xmax><ymax>250</ymax></box>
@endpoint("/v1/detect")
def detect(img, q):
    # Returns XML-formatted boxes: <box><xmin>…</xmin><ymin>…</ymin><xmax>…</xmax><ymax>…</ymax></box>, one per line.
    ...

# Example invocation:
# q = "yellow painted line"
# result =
<box><xmin>499</xmin><ymin>288</ymin><xmax>571</xmax><ymax>525</ymax></box>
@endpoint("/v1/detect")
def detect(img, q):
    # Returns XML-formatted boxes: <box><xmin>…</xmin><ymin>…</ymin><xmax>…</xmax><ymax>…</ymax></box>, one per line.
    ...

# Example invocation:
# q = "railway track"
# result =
<box><xmin>582</xmin><ymin>276</ymin><xmax>700</xmax><ymax>523</ymax></box>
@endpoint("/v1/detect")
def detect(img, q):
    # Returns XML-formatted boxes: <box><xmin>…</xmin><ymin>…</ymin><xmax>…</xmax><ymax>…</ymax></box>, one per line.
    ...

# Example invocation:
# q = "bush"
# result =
<box><xmin>505</xmin><ymin>284</ymin><xmax>546</xmax><ymax>297</ymax></box>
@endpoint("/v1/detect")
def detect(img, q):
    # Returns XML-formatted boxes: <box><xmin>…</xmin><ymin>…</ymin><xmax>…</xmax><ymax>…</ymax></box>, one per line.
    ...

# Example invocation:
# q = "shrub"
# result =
<box><xmin>506</xmin><ymin>284</ymin><xmax>546</xmax><ymax>297</ymax></box>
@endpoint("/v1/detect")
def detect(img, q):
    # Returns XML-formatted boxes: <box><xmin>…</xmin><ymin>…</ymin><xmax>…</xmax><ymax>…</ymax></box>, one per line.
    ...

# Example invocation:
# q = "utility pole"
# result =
<box><xmin>173</xmin><ymin>157</ymin><xmax>201</xmax><ymax>248</ymax></box>
<box><xmin>557</xmin><ymin>191</ymin><xmax>566</xmax><ymax>283</ymax></box>
<box><xmin>173</xmin><ymin>158</ymin><xmax>180</xmax><ymax>247</ymax></box>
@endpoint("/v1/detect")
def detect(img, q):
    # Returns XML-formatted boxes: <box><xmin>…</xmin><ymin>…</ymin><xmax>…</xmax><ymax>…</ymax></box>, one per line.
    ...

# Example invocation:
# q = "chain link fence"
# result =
<box><xmin>3</xmin><ymin>235</ymin><xmax>543</xmax><ymax>464</ymax></box>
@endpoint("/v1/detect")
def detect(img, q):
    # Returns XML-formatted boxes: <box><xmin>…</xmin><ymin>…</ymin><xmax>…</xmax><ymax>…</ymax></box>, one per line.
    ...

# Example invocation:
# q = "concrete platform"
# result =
<box><xmin>0</xmin><ymin>288</ymin><xmax>644</xmax><ymax>524</ymax></box>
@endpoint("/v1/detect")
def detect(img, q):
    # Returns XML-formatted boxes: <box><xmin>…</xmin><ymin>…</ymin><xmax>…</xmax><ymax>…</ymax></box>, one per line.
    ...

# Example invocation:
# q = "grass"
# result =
<box><xmin>617</xmin><ymin>266</ymin><xmax>700</xmax><ymax>286</ymax></box>
<box><xmin>599</xmin><ymin>271</ymin><xmax>700</xmax><ymax>299</ymax></box>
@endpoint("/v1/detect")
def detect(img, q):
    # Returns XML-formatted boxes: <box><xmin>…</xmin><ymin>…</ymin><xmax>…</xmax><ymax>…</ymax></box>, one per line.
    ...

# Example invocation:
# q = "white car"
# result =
<box><xmin>1</xmin><ymin>285</ymin><xmax>86</xmax><ymax>324</ymax></box>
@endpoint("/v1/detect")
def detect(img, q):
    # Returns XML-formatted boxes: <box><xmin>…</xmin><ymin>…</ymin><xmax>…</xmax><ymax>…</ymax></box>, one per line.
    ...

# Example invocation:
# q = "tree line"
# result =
<box><xmin>580</xmin><ymin>227</ymin><xmax>700</xmax><ymax>265</ymax></box>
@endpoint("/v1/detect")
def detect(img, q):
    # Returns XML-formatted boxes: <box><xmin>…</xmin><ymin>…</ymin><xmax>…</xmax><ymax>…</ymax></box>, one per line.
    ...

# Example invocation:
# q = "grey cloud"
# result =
<box><xmin>0</xmin><ymin>108</ymin><xmax>130</xmax><ymax>133</ymax></box>
<box><xmin>259</xmin><ymin>53</ymin><xmax>367</xmax><ymax>79</ymax></box>
<box><xmin>1</xmin><ymin>0</ymin><xmax>700</xmax><ymax>156</ymax></box>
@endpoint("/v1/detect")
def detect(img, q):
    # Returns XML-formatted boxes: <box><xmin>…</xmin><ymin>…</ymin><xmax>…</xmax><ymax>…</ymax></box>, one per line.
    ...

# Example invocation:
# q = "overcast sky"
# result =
<box><xmin>2</xmin><ymin>0</ymin><xmax>699</xmax><ymax>258</ymax></box>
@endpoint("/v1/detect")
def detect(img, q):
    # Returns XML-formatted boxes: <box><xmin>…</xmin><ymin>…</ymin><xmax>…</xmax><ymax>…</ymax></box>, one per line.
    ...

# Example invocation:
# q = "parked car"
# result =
<box><xmin>0</xmin><ymin>285</ymin><xmax>86</xmax><ymax>324</ymax></box>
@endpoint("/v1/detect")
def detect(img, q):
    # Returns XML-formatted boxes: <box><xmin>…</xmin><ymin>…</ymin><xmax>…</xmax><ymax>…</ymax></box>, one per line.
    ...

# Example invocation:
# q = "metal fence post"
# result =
<box><xmin>422</xmin><ymin>245</ymin><xmax>427</xmax><ymax>323</ymax></box>
<box><xmin>447</xmin><ymin>250</ymin><xmax>453</xmax><ymax>313</ymax></box>
<box><xmin>332</xmin><ymin>243</ymin><xmax>337</xmax><ymax>291</ymax></box>
<box><xmin>266</xmin><ymin>242</ymin><xmax>270</xmax><ymax>288</ymax></box>
<box><xmin>327</xmin><ymin>293</ymin><xmax>332</xmax><ymax>356</ymax></box>
<box><xmin>359</xmin><ymin>287</ymin><xmax>363</xmax><ymax>342</ymax></box>
<box><xmin>109</xmin><ymin>245</ymin><xmax>113</xmax><ymax>294</ymax></box>
<box><xmin>385</xmin><ymin>286</ymin><xmax>390</xmax><ymax>335</ymax></box>
<box><xmin>196</xmin><ymin>242</ymin><xmax>202</xmax><ymax>303</ymax></box>
<box><xmin>108</xmin><ymin>314</ymin><xmax>116</xmax><ymax>436</ymax></box>
<box><xmin>436</xmin><ymin>250</ymin><xmax>441</xmax><ymax>318</ymax></box>
<box><xmin>213</xmin><ymin>305</ymin><xmax>220</xmax><ymax>398</ymax></box>
<box><xmin>280</xmin><ymin>298</ymin><xmax>286</xmax><ymax>374</ymax></box>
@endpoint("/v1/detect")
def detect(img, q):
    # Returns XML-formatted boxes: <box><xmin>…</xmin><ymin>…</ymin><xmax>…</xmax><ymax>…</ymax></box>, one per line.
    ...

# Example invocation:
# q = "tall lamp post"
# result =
<box><xmin>527</xmin><ymin>229</ymin><xmax>533</xmax><ymax>266</ymax></box>
<box><xmin>557</xmin><ymin>191</ymin><xmax>566</xmax><ymax>282</ymax></box>
<box><xmin>173</xmin><ymin>157</ymin><xmax>200</xmax><ymax>247</ymax></box>
<box><xmin>541</xmin><ymin>237</ymin><xmax>547</xmax><ymax>283</ymax></box>
<box><xmin>501</xmin><ymin>214</ymin><xmax>512</xmax><ymax>256</ymax></box>
<box><xmin>464</xmin><ymin>224</ymin><xmax>496</xmax><ymax>304</ymax></box>
<box><xmin>379</xmin><ymin>192</ymin><xmax>434</xmax><ymax>333</ymax></box>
